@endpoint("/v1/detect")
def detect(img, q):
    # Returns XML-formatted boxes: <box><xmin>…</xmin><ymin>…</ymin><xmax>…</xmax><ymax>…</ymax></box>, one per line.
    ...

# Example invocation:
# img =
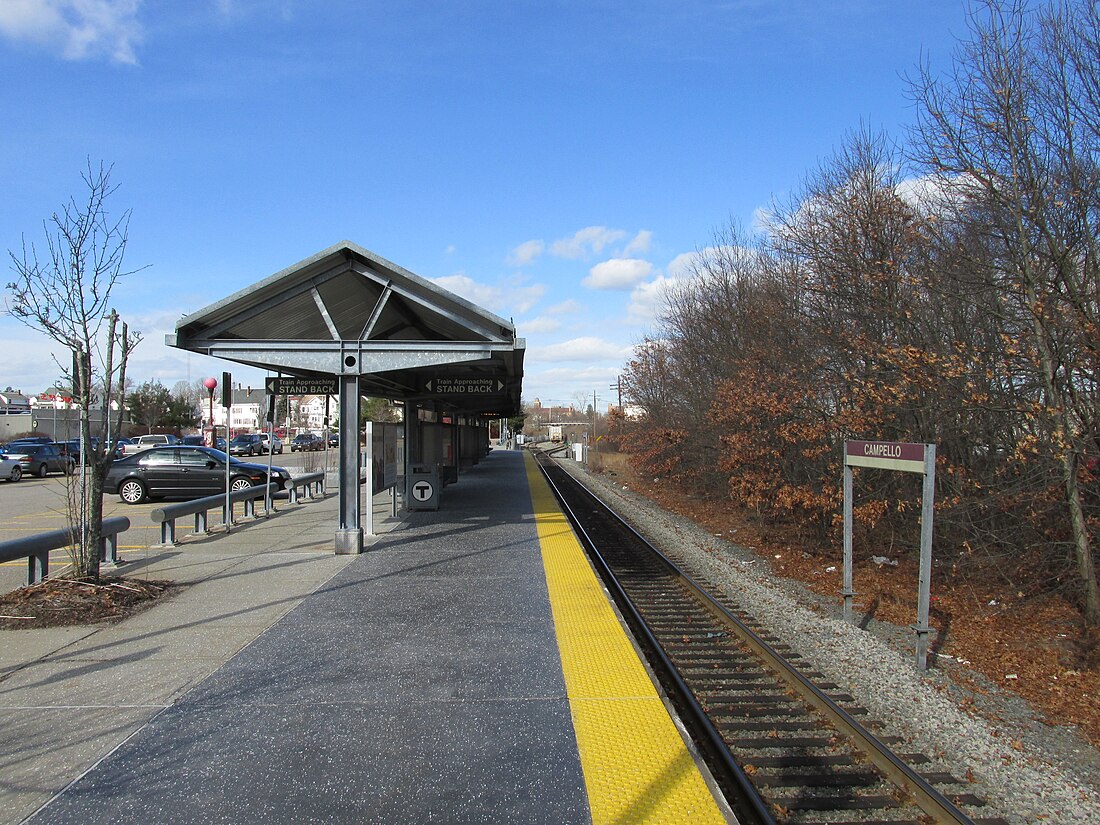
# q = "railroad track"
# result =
<box><xmin>534</xmin><ymin>452</ymin><xmax>1009</xmax><ymax>825</ymax></box>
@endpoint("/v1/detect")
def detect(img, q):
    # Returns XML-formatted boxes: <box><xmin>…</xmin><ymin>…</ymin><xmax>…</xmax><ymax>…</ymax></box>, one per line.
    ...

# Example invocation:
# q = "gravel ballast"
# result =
<box><xmin>555</xmin><ymin>454</ymin><xmax>1100</xmax><ymax>825</ymax></box>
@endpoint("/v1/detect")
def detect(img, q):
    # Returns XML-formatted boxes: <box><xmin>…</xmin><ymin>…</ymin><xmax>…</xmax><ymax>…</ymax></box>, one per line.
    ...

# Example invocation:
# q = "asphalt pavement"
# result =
<box><xmin>0</xmin><ymin>451</ymin><xmax>333</xmax><ymax>598</ymax></box>
<box><xmin>0</xmin><ymin>482</ymin><xmax>399</xmax><ymax>825</ymax></box>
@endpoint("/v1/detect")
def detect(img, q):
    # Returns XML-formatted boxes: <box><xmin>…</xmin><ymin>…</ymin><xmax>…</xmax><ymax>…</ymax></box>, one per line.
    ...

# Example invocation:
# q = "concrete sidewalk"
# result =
<box><xmin>0</xmin><ymin>490</ymin><xmax>395</xmax><ymax>825</ymax></box>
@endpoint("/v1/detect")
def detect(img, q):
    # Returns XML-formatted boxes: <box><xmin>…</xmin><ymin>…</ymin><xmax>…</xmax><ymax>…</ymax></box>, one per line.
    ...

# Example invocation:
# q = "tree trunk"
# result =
<box><xmin>1063</xmin><ymin>449</ymin><xmax>1100</xmax><ymax>624</ymax></box>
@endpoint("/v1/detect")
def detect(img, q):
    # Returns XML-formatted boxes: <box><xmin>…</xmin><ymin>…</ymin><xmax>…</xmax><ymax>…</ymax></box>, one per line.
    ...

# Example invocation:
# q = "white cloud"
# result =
<box><xmin>666</xmin><ymin>251</ymin><xmax>698</xmax><ymax>280</ymax></box>
<box><xmin>528</xmin><ymin>365</ymin><xmax>626</xmax><ymax>412</ymax></box>
<box><xmin>0</xmin><ymin>307</ymin><xmax>274</xmax><ymax>398</ymax></box>
<box><xmin>536</xmin><ymin>365</ymin><xmax>623</xmax><ymax>386</ymax></box>
<box><xmin>530</xmin><ymin>336</ymin><xmax>633</xmax><ymax>363</ymax></box>
<box><xmin>509</xmin><ymin>283</ymin><xmax>546</xmax><ymax>315</ymax></box>
<box><xmin>508</xmin><ymin>239</ymin><xmax>544</xmax><ymax>266</ymax></box>
<box><xmin>0</xmin><ymin>0</ymin><xmax>144</xmax><ymax>64</ymax></box>
<box><xmin>584</xmin><ymin>258</ymin><xmax>655</xmax><ymax>291</ymax></box>
<box><xmin>432</xmin><ymin>273</ymin><xmax>502</xmax><ymax>310</ymax></box>
<box><xmin>751</xmin><ymin>206</ymin><xmax>776</xmax><ymax>235</ymax></box>
<box><xmin>430</xmin><ymin>273</ymin><xmax>545</xmax><ymax>317</ymax></box>
<box><xmin>550</xmin><ymin>226</ymin><xmax>627</xmax><ymax>260</ymax></box>
<box><xmin>665</xmin><ymin>245</ymin><xmax>751</xmax><ymax>280</ymax></box>
<box><xmin>546</xmin><ymin>299</ymin><xmax>582</xmax><ymax>315</ymax></box>
<box><xmin>895</xmin><ymin>172</ymin><xmax>975</xmax><ymax>216</ymax></box>
<box><xmin>621</xmin><ymin>230</ymin><xmax>653</xmax><ymax>256</ymax></box>
<box><xmin>627</xmin><ymin>275</ymin><xmax>677</xmax><ymax>323</ymax></box>
<box><xmin>518</xmin><ymin>316</ymin><xmax>561</xmax><ymax>334</ymax></box>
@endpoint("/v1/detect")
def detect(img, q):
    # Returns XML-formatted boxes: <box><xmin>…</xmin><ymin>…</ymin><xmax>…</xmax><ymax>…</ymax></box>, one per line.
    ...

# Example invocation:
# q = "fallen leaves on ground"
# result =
<box><xmin>596</xmin><ymin>452</ymin><xmax>1100</xmax><ymax>747</ymax></box>
<box><xmin>0</xmin><ymin>577</ymin><xmax>178</xmax><ymax>630</ymax></box>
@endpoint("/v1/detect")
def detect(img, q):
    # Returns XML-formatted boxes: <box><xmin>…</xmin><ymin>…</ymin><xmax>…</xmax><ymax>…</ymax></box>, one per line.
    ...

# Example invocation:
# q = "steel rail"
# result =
<box><xmin>537</xmin><ymin>452</ymin><xmax>978</xmax><ymax>825</ymax></box>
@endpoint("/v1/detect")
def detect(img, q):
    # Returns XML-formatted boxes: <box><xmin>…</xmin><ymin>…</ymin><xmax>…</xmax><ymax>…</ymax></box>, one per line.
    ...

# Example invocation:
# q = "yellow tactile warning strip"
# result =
<box><xmin>524</xmin><ymin>452</ymin><xmax>729</xmax><ymax>824</ymax></box>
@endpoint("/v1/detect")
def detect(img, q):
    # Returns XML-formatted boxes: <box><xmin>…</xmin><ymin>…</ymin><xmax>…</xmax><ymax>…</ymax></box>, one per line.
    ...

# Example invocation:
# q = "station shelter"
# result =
<box><xmin>168</xmin><ymin>241</ymin><xmax>525</xmax><ymax>554</ymax></box>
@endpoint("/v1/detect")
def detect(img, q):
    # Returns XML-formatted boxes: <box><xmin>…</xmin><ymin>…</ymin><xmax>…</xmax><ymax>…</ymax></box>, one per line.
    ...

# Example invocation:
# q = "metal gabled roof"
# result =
<box><xmin>168</xmin><ymin>241</ymin><xmax>524</xmax><ymax>416</ymax></box>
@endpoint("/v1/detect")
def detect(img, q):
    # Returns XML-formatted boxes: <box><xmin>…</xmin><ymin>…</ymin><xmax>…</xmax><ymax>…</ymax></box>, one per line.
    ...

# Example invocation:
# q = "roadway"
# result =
<box><xmin>0</xmin><ymin>450</ymin><xmax>337</xmax><ymax>597</ymax></box>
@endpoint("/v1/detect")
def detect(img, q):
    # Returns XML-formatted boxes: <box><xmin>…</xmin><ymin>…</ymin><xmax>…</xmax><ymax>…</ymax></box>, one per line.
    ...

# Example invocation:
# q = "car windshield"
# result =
<box><xmin>187</xmin><ymin>446</ymin><xmax>247</xmax><ymax>465</ymax></box>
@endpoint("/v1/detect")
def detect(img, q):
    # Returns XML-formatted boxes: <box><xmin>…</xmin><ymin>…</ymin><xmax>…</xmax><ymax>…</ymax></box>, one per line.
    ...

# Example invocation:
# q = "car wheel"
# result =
<box><xmin>9</xmin><ymin>466</ymin><xmax>21</xmax><ymax>482</ymax></box>
<box><xmin>38</xmin><ymin>463</ymin><xmax>48</xmax><ymax>478</ymax></box>
<box><xmin>230</xmin><ymin>476</ymin><xmax>253</xmax><ymax>493</ymax></box>
<box><xmin>119</xmin><ymin>479</ymin><xmax>147</xmax><ymax>504</ymax></box>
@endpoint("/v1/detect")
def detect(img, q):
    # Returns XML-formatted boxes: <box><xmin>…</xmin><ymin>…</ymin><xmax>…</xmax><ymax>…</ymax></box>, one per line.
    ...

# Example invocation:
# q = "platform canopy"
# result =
<box><xmin>168</xmin><ymin>241</ymin><xmax>525</xmax><ymax>417</ymax></box>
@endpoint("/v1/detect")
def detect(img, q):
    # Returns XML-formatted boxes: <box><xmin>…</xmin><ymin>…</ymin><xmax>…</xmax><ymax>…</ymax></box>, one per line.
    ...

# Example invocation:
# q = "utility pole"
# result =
<box><xmin>610</xmin><ymin>376</ymin><xmax>622</xmax><ymax>411</ymax></box>
<box><xmin>591</xmin><ymin>390</ymin><xmax>599</xmax><ymax>444</ymax></box>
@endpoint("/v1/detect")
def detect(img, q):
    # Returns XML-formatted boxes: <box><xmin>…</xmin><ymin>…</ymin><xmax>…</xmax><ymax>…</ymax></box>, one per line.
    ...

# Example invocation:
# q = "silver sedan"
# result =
<box><xmin>0</xmin><ymin>453</ymin><xmax>22</xmax><ymax>482</ymax></box>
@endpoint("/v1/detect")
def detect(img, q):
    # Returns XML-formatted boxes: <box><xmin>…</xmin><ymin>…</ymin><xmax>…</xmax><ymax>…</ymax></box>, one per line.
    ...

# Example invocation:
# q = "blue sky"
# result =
<box><xmin>0</xmin><ymin>0</ymin><xmax>971</xmax><ymax>411</ymax></box>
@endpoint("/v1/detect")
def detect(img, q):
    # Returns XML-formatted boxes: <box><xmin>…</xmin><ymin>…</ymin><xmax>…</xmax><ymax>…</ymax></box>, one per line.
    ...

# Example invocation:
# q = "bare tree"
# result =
<box><xmin>6</xmin><ymin>162</ymin><xmax>144</xmax><ymax>579</ymax></box>
<box><xmin>909</xmin><ymin>0</ymin><xmax>1100</xmax><ymax>623</ymax></box>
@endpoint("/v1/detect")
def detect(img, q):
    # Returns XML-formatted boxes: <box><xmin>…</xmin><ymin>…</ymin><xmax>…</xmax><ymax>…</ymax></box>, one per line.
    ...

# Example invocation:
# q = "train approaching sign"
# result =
<box><xmin>265</xmin><ymin>377</ymin><xmax>339</xmax><ymax>396</ymax></box>
<box><xmin>424</xmin><ymin>377</ymin><xmax>506</xmax><ymax>395</ymax></box>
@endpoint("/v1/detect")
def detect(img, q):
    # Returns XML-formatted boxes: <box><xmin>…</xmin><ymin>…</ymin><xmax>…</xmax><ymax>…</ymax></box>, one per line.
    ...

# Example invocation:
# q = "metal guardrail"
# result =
<box><xmin>0</xmin><ymin>516</ymin><xmax>131</xmax><ymax>585</ymax></box>
<box><xmin>149</xmin><ymin>473</ymin><xmax>326</xmax><ymax>546</ymax></box>
<box><xmin>287</xmin><ymin>471</ymin><xmax>325</xmax><ymax>504</ymax></box>
<box><xmin>150</xmin><ymin>483</ymin><xmax>279</xmax><ymax>546</ymax></box>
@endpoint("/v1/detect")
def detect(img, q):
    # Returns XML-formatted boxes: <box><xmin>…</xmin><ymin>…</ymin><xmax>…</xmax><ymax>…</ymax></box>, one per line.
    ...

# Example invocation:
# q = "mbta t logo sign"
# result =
<box><xmin>411</xmin><ymin>480</ymin><xmax>434</xmax><ymax>502</ymax></box>
<box><xmin>407</xmin><ymin>470</ymin><xmax>440</xmax><ymax>511</ymax></box>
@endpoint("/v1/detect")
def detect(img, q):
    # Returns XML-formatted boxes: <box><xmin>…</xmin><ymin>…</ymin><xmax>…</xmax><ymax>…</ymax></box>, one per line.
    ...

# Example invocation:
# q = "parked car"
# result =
<box><xmin>229</xmin><ymin>433</ymin><xmax>265</xmax><ymax>456</ymax></box>
<box><xmin>5</xmin><ymin>436</ymin><xmax>52</xmax><ymax>446</ymax></box>
<box><xmin>3</xmin><ymin>438</ymin><xmax>54</xmax><ymax>452</ymax></box>
<box><xmin>181</xmin><ymin>435</ymin><xmax>205</xmax><ymax>446</ymax></box>
<box><xmin>328</xmin><ymin>432</ymin><xmax>339</xmax><ymax>447</ymax></box>
<box><xmin>110</xmin><ymin>438</ymin><xmax>134</xmax><ymax>459</ymax></box>
<box><xmin>291</xmin><ymin>432</ymin><xmax>324</xmax><ymax>452</ymax></box>
<box><xmin>2</xmin><ymin>443</ymin><xmax>74</xmax><ymax>477</ymax></box>
<box><xmin>0</xmin><ymin>453</ymin><xmax>22</xmax><ymax>482</ymax></box>
<box><xmin>119</xmin><ymin>434</ymin><xmax>180</xmax><ymax>457</ymax></box>
<box><xmin>258</xmin><ymin>432</ymin><xmax>284</xmax><ymax>454</ymax></box>
<box><xmin>57</xmin><ymin>437</ymin><xmax>105</xmax><ymax>462</ymax></box>
<box><xmin>104</xmin><ymin>446</ymin><xmax>292</xmax><ymax>504</ymax></box>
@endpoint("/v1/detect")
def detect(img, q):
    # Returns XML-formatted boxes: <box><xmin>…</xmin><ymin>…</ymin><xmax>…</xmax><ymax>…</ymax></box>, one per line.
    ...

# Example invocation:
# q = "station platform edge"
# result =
<box><xmin>524</xmin><ymin>452</ymin><xmax>729</xmax><ymax>824</ymax></box>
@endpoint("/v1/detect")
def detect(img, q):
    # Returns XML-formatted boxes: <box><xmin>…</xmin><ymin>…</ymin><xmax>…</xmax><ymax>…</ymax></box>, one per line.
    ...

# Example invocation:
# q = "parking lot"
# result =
<box><xmin>0</xmin><ymin>450</ymin><xmax>337</xmax><ymax>598</ymax></box>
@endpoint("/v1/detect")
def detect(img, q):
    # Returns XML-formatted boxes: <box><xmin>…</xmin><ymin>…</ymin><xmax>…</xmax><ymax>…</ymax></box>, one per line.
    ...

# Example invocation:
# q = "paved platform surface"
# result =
<box><xmin>1</xmin><ymin>450</ymin><xmax>729</xmax><ymax>824</ymax></box>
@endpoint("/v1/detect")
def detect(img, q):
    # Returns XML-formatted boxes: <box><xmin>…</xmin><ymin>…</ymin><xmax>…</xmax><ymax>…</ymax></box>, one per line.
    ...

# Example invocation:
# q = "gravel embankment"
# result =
<box><xmin>555</xmin><ymin>455</ymin><xmax>1100</xmax><ymax>825</ymax></box>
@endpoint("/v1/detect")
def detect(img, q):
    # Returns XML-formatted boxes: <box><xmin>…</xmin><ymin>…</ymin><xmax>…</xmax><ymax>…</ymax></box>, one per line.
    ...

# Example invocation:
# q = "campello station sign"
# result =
<box><xmin>842</xmin><ymin>439</ymin><xmax>937</xmax><ymax>670</ymax></box>
<box><xmin>844</xmin><ymin>440</ymin><xmax>928</xmax><ymax>474</ymax></box>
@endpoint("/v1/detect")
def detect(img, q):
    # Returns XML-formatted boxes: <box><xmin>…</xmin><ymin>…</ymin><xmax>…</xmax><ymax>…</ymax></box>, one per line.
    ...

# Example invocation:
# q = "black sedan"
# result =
<box><xmin>291</xmin><ymin>433</ymin><xmax>324</xmax><ymax>452</ymax></box>
<box><xmin>104</xmin><ymin>446</ymin><xmax>292</xmax><ymax>505</ymax></box>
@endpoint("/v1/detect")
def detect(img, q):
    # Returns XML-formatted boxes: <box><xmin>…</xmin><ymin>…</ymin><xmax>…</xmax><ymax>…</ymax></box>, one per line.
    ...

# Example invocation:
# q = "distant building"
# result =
<box><xmin>199</xmin><ymin>386</ymin><xmax>266</xmax><ymax>433</ymax></box>
<box><xmin>30</xmin><ymin>388</ymin><xmax>75</xmax><ymax>411</ymax></box>
<box><xmin>0</xmin><ymin>390</ymin><xmax>32</xmax><ymax>415</ymax></box>
<box><xmin>293</xmin><ymin>395</ymin><xmax>336</xmax><ymax>432</ymax></box>
<box><xmin>198</xmin><ymin>386</ymin><xmax>338</xmax><ymax>434</ymax></box>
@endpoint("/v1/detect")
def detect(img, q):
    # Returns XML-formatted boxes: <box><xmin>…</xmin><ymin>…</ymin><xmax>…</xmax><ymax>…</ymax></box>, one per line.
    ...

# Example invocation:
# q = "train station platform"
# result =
<box><xmin>0</xmin><ymin>449</ymin><xmax>730</xmax><ymax>824</ymax></box>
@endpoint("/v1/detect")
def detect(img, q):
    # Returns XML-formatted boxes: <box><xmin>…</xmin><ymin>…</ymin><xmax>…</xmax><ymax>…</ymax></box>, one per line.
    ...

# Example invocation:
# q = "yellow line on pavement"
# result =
<box><xmin>525</xmin><ymin>452</ymin><xmax>728</xmax><ymax>825</ymax></box>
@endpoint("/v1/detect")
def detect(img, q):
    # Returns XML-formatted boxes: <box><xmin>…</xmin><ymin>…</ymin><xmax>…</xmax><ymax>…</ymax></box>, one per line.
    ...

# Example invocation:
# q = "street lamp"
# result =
<box><xmin>203</xmin><ymin>377</ymin><xmax>218</xmax><ymax>447</ymax></box>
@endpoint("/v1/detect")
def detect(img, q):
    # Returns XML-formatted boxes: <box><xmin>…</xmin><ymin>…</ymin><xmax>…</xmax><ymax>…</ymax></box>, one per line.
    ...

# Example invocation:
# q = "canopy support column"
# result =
<box><xmin>335</xmin><ymin>374</ymin><xmax>363</xmax><ymax>555</ymax></box>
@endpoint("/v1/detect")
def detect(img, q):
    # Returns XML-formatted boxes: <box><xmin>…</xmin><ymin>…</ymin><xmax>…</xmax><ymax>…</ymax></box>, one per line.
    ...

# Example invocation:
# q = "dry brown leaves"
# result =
<box><xmin>599</xmin><ymin>453</ymin><xmax>1100</xmax><ymax>747</ymax></box>
<box><xmin>0</xmin><ymin>577</ymin><xmax>178</xmax><ymax>630</ymax></box>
